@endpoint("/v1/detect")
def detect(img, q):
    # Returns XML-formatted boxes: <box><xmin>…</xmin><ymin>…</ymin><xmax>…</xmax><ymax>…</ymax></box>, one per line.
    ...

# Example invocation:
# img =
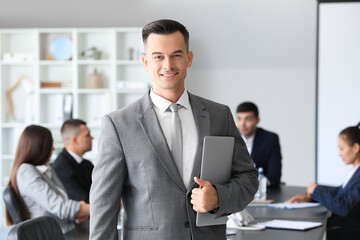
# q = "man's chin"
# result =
<box><xmin>240</xmin><ymin>131</ymin><xmax>249</xmax><ymax>136</ymax></box>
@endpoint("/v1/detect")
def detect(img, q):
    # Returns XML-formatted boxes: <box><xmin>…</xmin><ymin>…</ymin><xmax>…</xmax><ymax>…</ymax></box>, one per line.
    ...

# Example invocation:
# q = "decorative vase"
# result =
<box><xmin>88</xmin><ymin>68</ymin><xmax>103</xmax><ymax>88</ymax></box>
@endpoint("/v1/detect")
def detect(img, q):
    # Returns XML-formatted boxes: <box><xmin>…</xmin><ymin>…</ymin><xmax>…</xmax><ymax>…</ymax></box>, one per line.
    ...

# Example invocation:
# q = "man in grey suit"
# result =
<box><xmin>90</xmin><ymin>19</ymin><xmax>258</xmax><ymax>240</ymax></box>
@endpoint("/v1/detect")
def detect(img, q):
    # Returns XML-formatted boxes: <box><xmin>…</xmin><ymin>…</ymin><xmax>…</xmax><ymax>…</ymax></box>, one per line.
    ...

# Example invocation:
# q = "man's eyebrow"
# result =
<box><xmin>151</xmin><ymin>50</ymin><xmax>184</xmax><ymax>55</ymax></box>
<box><xmin>173</xmin><ymin>50</ymin><xmax>184</xmax><ymax>54</ymax></box>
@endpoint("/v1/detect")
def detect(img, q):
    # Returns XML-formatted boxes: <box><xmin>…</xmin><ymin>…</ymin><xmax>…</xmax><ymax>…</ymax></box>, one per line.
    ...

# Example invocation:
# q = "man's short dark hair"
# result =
<box><xmin>142</xmin><ymin>19</ymin><xmax>190</xmax><ymax>51</ymax></box>
<box><xmin>61</xmin><ymin>119</ymin><xmax>87</xmax><ymax>145</ymax></box>
<box><xmin>236</xmin><ymin>102</ymin><xmax>259</xmax><ymax>118</ymax></box>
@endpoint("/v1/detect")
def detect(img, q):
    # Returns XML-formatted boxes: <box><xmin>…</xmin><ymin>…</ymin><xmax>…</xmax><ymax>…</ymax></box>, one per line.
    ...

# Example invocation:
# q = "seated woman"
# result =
<box><xmin>5</xmin><ymin>125</ymin><xmax>90</xmax><ymax>233</ymax></box>
<box><xmin>287</xmin><ymin>123</ymin><xmax>360</xmax><ymax>240</ymax></box>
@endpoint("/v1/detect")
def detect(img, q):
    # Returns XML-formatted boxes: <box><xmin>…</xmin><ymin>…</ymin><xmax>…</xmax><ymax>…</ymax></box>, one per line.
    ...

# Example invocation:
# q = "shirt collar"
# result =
<box><xmin>342</xmin><ymin>164</ymin><xmax>360</xmax><ymax>188</ymax></box>
<box><xmin>241</xmin><ymin>132</ymin><xmax>256</xmax><ymax>144</ymax></box>
<box><xmin>35</xmin><ymin>164</ymin><xmax>51</xmax><ymax>179</ymax></box>
<box><xmin>150</xmin><ymin>87</ymin><xmax>190</xmax><ymax>112</ymax></box>
<box><xmin>66</xmin><ymin>149</ymin><xmax>83</xmax><ymax>164</ymax></box>
<box><xmin>35</xmin><ymin>164</ymin><xmax>49</xmax><ymax>174</ymax></box>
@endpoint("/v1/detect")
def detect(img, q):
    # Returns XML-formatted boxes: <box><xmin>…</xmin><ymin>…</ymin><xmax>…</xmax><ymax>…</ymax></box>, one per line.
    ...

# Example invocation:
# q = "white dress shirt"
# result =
<box><xmin>150</xmin><ymin>88</ymin><xmax>198</xmax><ymax>188</ymax></box>
<box><xmin>342</xmin><ymin>164</ymin><xmax>360</xmax><ymax>188</ymax></box>
<box><xmin>241</xmin><ymin>134</ymin><xmax>255</xmax><ymax>155</ymax></box>
<box><xmin>66</xmin><ymin>149</ymin><xmax>83</xmax><ymax>164</ymax></box>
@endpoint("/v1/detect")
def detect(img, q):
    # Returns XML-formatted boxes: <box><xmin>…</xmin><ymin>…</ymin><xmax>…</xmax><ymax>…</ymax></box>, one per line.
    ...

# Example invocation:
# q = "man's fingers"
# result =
<box><xmin>191</xmin><ymin>193</ymin><xmax>198</xmax><ymax>201</ymax></box>
<box><xmin>191</xmin><ymin>188</ymin><xmax>201</xmax><ymax>195</ymax></box>
<box><xmin>194</xmin><ymin>177</ymin><xmax>210</xmax><ymax>188</ymax></box>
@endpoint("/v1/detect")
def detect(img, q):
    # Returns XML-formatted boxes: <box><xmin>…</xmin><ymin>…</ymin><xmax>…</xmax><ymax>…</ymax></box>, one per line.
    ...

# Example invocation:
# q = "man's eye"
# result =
<box><xmin>154</xmin><ymin>56</ymin><xmax>162</xmax><ymax>60</ymax></box>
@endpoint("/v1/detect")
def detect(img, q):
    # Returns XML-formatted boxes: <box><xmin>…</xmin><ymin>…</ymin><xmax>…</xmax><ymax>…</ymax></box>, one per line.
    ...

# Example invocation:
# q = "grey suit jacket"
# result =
<box><xmin>17</xmin><ymin>163</ymin><xmax>81</xmax><ymax>233</ymax></box>
<box><xmin>90</xmin><ymin>91</ymin><xmax>258</xmax><ymax>240</ymax></box>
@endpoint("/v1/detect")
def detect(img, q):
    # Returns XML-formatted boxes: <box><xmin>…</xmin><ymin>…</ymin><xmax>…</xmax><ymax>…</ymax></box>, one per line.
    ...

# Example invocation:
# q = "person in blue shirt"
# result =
<box><xmin>287</xmin><ymin>123</ymin><xmax>360</xmax><ymax>240</ymax></box>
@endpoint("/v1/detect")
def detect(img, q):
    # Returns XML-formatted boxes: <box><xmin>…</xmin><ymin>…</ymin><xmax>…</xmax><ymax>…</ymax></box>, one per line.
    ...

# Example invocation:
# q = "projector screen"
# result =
<box><xmin>317</xmin><ymin>1</ymin><xmax>360</xmax><ymax>186</ymax></box>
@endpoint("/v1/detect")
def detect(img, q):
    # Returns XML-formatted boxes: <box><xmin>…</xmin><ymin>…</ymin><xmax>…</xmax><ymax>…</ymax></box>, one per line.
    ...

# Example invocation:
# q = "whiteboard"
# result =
<box><xmin>317</xmin><ymin>2</ymin><xmax>360</xmax><ymax>186</ymax></box>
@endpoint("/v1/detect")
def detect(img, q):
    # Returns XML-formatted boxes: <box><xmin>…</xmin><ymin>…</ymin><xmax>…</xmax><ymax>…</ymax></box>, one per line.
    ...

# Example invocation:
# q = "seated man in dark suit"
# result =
<box><xmin>52</xmin><ymin>119</ymin><xmax>94</xmax><ymax>203</ymax></box>
<box><xmin>236</xmin><ymin>102</ymin><xmax>282</xmax><ymax>187</ymax></box>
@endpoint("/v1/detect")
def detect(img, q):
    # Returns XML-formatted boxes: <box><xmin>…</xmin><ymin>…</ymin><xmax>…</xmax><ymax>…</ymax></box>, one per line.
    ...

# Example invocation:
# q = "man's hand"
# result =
<box><xmin>190</xmin><ymin>177</ymin><xmax>219</xmax><ymax>213</ymax></box>
<box><xmin>76</xmin><ymin>201</ymin><xmax>90</xmax><ymax>223</ymax></box>
<box><xmin>286</xmin><ymin>194</ymin><xmax>312</xmax><ymax>203</ymax></box>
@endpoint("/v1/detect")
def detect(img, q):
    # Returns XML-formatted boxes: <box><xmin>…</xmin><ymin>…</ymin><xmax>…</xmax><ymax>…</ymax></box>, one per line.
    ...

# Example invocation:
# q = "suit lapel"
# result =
<box><xmin>137</xmin><ymin>92</ymin><xmax>186</xmax><ymax>192</ymax></box>
<box><xmin>343</xmin><ymin>166</ymin><xmax>360</xmax><ymax>190</ymax></box>
<box><xmin>187</xmin><ymin>93</ymin><xmax>210</xmax><ymax>194</ymax></box>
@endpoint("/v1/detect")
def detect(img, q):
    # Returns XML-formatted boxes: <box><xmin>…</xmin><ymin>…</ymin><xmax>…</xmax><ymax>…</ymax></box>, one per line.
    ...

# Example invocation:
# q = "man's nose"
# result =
<box><xmin>163</xmin><ymin>57</ymin><xmax>174</xmax><ymax>70</ymax></box>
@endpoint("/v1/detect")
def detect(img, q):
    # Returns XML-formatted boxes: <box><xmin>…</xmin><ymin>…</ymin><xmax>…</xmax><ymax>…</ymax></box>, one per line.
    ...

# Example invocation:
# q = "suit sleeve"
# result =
<box><xmin>213</xmin><ymin>107</ymin><xmax>259</xmax><ymax>217</ymax></box>
<box><xmin>311</xmin><ymin>184</ymin><xmax>360</xmax><ymax>217</ymax></box>
<box><xmin>90</xmin><ymin>115</ymin><xmax>126</xmax><ymax>240</ymax></box>
<box><xmin>17</xmin><ymin>164</ymin><xmax>80</xmax><ymax>220</ymax></box>
<box><xmin>266</xmin><ymin>134</ymin><xmax>282</xmax><ymax>186</ymax></box>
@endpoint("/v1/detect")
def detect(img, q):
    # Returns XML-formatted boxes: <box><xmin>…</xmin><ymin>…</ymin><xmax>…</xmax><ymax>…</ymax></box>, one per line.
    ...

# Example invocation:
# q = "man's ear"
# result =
<box><xmin>256</xmin><ymin>117</ymin><xmax>260</xmax><ymax>125</ymax></box>
<box><xmin>142</xmin><ymin>54</ymin><xmax>150</xmax><ymax>72</ymax></box>
<box><xmin>187</xmin><ymin>51</ymin><xmax>193</xmax><ymax>68</ymax></box>
<box><xmin>70</xmin><ymin>136</ymin><xmax>77</xmax><ymax>145</ymax></box>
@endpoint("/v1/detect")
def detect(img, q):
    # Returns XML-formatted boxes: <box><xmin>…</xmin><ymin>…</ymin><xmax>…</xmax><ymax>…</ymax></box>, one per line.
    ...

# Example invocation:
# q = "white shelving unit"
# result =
<box><xmin>0</xmin><ymin>28</ymin><xmax>150</xmax><ymax>226</ymax></box>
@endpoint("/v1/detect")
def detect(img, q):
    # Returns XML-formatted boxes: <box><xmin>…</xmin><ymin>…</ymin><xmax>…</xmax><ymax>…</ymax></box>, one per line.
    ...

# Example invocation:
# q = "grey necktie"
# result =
<box><xmin>169</xmin><ymin>103</ymin><xmax>183</xmax><ymax>178</ymax></box>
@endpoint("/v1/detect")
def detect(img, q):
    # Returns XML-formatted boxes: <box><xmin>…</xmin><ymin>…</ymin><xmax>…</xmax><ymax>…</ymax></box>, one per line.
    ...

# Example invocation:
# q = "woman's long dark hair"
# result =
<box><xmin>5</xmin><ymin>125</ymin><xmax>53</xmax><ymax>225</ymax></box>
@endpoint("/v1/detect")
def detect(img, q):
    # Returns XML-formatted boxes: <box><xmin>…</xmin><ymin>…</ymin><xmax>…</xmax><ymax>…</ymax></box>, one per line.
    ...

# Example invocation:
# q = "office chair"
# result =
<box><xmin>326</xmin><ymin>226</ymin><xmax>360</xmax><ymax>240</ymax></box>
<box><xmin>3</xmin><ymin>185</ymin><xmax>24</xmax><ymax>224</ymax></box>
<box><xmin>326</xmin><ymin>205</ymin><xmax>360</xmax><ymax>240</ymax></box>
<box><xmin>7</xmin><ymin>216</ymin><xmax>65</xmax><ymax>240</ymax></box>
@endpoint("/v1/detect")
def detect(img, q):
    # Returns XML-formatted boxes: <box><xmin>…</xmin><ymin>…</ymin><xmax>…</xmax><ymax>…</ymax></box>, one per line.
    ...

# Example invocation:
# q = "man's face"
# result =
<box><xmin>236</xmin><ymin>112</ymin><xmax>259</xmax><ymax>138</ymax></box>
<box><xmin>76</xmin><ymin>124</ymin><xmax>93</xmax><ymax>154</ymax></box>
<box><xmin>142</xmin><ymin>31</ymin><xmax>193</xmax><ymax>98</ymax></box>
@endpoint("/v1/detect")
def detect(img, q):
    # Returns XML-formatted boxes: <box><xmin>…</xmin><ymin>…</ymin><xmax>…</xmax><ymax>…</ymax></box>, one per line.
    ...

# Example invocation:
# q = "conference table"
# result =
<box><xmin>64</xmin><ymin>186</ymin><xmax>329</xmax><ymax>240</ymax></box>
<box><xmin>227</xmin><ymin>186</ymin><xmax>329</xmax><ymax>240</ymax></box>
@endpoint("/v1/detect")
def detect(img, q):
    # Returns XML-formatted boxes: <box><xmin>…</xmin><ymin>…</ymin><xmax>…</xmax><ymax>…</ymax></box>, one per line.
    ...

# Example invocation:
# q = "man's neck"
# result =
<box><xmin>243</xmin><ymin>134</ymin><xmax>254</xmax><ymax>140</ymax></box>
<box><xmin>65</xmin><ymin>146</ymin><xmax>83</xmax><ymax>158</ymax></box>
<box><xmin>152</xmin><ymin>87</ymin><xmax>185</xmax><ymax>103</ymax></box>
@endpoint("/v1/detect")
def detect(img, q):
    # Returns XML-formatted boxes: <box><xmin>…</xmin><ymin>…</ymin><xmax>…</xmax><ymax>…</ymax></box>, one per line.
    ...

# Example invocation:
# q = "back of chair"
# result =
<box><xmin>7</xmin><ymin>216</ymin><xmax>65</xmax><ymax>240</ymax></box>
<box><xmin>3</xmin><ymin>185</ymin><xmax>24</xmax><ymax>224</ymax></box>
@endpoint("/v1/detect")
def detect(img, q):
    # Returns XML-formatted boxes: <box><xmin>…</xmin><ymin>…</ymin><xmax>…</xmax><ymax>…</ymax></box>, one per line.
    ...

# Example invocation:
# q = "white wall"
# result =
<box><xmin>317</xmin><ymin>2</ymin><xmax>360</xmax><ymax>186</ymax></box>
<box><xmin>0</xmin><ymin>0</ymin><xmax>318</xmax><ymax>186</ymax></box>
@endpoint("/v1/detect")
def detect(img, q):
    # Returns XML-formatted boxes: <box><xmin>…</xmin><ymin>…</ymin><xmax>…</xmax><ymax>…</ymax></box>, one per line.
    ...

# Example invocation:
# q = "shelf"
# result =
<box><xmin>116</xmin><ymin>60</ymin><xmax>143</xmax><ymax>65</ymax></box>
<box><xmin>0</xmin><ymin>29</ymin><xmax>145</xmax><ymax>222</ymax></box>
<box><xmin>39</xmin><ymin>88</ymin><xmax>73</xmax><ymax>94</ymax></box>
<box><xmin>78</xmin><ymin>88</ymin><xmax>111</xmax><ymax>94</ymax></box>
<box><xmin>0</xmin><ymin>62</ymin><xmax>34</xmax><ymax>65</ymax></box>
<box><xmin>40</xmin><ymin>123</ymin><xmax>63</xmax><ymax>128</ymax></box>
<box><xmin>78</xmin><ymin>60</ymin><xmax>112</xmax><ymax>65</ymax></box>
<box><xmin>117</xmin><ymin>88</ymin><xmax>149</xmax><ymax>94</ymax></box>
<box><xmin>39</xmin><ymin>60</ymin><xmax>72</xmax><ymax>65</ymax></box>
<box><xmin>37</xmin><ymin>28</ymin><xmax>74</xmax><ymax>33</ymax></box>
<box><xmin>1</xmin><ymin>122</ymin><xmax>27</xmax><ymax>128</ymax></box>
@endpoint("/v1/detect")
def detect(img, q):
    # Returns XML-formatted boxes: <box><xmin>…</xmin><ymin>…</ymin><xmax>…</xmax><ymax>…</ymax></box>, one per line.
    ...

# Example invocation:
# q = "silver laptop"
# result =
<box><xmin>196</xmin><ymin>136</ymin><xmax>235</xmax><ymax>227</ymax></box>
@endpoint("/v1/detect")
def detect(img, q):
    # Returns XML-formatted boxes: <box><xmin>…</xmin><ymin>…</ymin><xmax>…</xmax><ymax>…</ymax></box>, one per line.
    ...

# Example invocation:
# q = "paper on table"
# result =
<box><xmin>267</xmin><ymin>202</ymin><xmax>321</xmax><ymax>209</ymax></box>
<box><xmin>251</xmin><ymin>199</ymin><xmax>275</xmax><ymax>204</ymax></box>
<box><xmin>258</xmin><ymin>219</ymin><xmax>322</xmax><ymax>230</ymax></box>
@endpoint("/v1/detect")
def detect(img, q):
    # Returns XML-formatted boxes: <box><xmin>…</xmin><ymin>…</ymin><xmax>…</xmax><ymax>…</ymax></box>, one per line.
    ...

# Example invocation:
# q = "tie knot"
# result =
<box><xmin>169</xmin><ymin>103</ymin><xmax>179</xmax><ymax>112</ymax></box>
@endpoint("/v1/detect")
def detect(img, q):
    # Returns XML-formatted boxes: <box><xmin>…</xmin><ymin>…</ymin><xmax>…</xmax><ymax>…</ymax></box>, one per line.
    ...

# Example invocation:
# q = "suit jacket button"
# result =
<box><xmin>184</xmin><ymin>221</ymin><xmax>190</xmax><ymax>228</ymax></box>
